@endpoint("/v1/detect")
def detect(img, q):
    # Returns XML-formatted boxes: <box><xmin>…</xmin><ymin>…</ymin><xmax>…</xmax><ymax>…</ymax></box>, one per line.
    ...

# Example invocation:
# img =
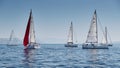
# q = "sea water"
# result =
<box><xmin>0</xmin><ymin>44</ymin><xmax>120</xmax><ymax>68</ymax></box>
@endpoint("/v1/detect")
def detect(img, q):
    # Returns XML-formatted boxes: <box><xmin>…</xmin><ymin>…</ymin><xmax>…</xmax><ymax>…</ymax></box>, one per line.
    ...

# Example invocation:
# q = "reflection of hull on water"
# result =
<box><xmin>7</xmin><ymin>44</ymin><xmax>18</xmax><ymax>46</ymax></box>
<box><xmin>65</xmin><ymin>44</ymin><xmax>78</xmax><ymax>47</ymax></box>
<box><xmin>26</xmin><ymin>43</ymin><xmax>40</xmax><ymax>49</ymax></box>
<box><xmin>24</xmin><ymin>49</ymin><xmax>35</xmax><ymax>68</ymax></box>
<box><xmin>82</xmin><ymin>44</ymin><xmax>108</xmax><ymax>49</ymax></box>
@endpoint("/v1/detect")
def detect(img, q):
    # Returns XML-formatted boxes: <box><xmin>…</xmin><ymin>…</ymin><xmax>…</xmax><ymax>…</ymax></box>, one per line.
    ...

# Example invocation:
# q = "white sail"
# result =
<box><xmin>30</xmin><ymin>12</ymin><xmax>36</xmax><ymax>43</ymax></box>
<box><xmin>8</xmin><ymin>30</ymin><xmax>17</xmax><ymax>45</ymax></box>
<box><xmin>101</xmin><ymin>36</ymin><xmax>106</xmax><ymax>44</ymax></box>
<box><xmin>101</xmin><ymin>27</ymin><xmax>113</xmax><ymax>46</ymax></box>
<box><xmin>86</xmin><ymin>10</ymin><xmax>98</xmax><ymax>43</ymax></box>
<box><xmin>102</xmin><ymin>27</ymin><xmax>108</xmax><ymax>44</ymax></box>
<box><xmin>67</xmin><ymin>22</ymin><xmax>73</xmax><ymax>44</ymax></box>
<box><xmin>107</xmin><ymin>29</ymin><xmax>113</xmax><ymax>45</ymax></box>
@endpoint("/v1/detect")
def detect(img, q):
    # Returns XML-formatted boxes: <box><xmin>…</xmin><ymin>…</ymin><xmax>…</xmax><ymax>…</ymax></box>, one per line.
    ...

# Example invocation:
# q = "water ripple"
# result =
<box><xmin>0</xmin><ymin>44</ymin><xmax>120</xmax><ymax>68</ymax></box>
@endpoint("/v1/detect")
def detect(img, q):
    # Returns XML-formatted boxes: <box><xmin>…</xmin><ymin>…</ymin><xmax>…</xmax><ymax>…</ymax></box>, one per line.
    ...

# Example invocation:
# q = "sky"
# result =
<box><xmin>0</xmin><ymin>0</ymin><xmax>120</xmax><ymax>44</ymax></box>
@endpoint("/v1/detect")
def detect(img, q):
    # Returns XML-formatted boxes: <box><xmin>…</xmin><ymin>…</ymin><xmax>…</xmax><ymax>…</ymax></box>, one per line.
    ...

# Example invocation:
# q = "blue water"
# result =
<box><xmin>0</xmin><ymin>44</ymin><xmax>120</xmax><ymax>68</ymax></box>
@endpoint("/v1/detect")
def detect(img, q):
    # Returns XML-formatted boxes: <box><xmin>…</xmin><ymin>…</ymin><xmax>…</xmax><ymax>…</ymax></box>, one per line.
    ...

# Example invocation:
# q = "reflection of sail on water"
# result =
<box><xmin>7</xmin><ymin>30</ymin><xmax>18</xmax><ymax>45</ymax></box>
<box><xmin>90</xmin><ymin>50</ymin><xmax>97</xmax><ymax>68</ymax></box>
<box><xmin>23</xmin><ymin>49</ymin><xmax>35</xmax><ymax>68</ymax></box>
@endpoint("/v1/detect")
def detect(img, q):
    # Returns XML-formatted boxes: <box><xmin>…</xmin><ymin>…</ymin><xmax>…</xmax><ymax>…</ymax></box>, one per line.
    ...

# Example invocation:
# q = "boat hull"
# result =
<box><xmin>65</xmin><ymin>44</ymin><xmax>78</xmax><ymax>47</ymax></box>
<box><xmin>82</xmin><ymin>44</ymin><xmax>108</xmax><ymax>49</ymax></box>
<box><xmin>100</xmin><ymin>43</ymin><xmax>113</xmax><ymax>46</ymax></box>
<box><xmin>26</xmin><ymin>43</ymin><xmax>40</xmax><ymax>49</ymax></box>
<box><xmin>108</xmin><ymin>44</ymin><xmax>113</xmax><ymax>46</ymax></box>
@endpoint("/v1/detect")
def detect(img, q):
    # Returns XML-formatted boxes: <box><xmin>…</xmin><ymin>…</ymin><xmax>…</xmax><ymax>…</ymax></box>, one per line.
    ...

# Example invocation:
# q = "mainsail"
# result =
<box><xmin>67</xmin><ymin>22</ymin><xmax>73</xmax><ymax>44</ymax></box>
<box><xmin>65</xmin><ymin>22</ymin><xmax>78</xmax><ymax>47</ymax></box>
<box><xmin>23</xmin><ymin>10</ymin><xmax>32</xmax><ymax>47</ymax></box>
<box><xmin>86</xmin><ymin>10</ymin><xmax>98</xmax><ymax>43</ymax></box>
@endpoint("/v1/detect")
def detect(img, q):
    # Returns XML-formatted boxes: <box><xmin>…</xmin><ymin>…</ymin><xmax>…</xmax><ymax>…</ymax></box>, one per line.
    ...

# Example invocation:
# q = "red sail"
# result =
<box><xmin>23</xmin><ymin>11</ymin><xmax>32</xmax><ymax>46</ymax></box>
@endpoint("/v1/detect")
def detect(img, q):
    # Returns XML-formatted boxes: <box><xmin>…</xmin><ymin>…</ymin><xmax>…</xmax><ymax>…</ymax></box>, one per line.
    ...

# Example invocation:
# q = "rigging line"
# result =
<box><xmin>97</xmin><ymin>13</ymin><xmax>105</xmax><ymax>39</ymax></box>
<box><xmin>97</xmin><ymin>12</ymin><xmax>112</xmax><ymax>44</ymax></box>
<box><xmin>73</xmin><ymin>25</ymin><xmax>78</xmax><ymax>44</ymax></box>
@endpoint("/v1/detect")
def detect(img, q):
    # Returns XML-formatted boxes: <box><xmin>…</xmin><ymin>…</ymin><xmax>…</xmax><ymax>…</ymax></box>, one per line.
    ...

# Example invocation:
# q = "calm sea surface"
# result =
<box><xmin>0</xmin><ymin>44</ymin><xmax>120</xmax><ymax>68</ymax></box>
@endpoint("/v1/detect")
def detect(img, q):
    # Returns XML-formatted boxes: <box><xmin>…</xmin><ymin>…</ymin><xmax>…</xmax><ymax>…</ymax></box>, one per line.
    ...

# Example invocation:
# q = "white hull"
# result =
<box><xmin>82</xmin><ymin>44</ymin><xmax>108</xmax><ymax>49</ymax></box>
<box><xmin>26</xmin><ymin>43</ymin><xmax>40</xmax><ymax>49</ymax></box>
<box><xmin>100</xmin><ymin>43</ymin><xmax>113</xmax><ymax>46</ymax></box>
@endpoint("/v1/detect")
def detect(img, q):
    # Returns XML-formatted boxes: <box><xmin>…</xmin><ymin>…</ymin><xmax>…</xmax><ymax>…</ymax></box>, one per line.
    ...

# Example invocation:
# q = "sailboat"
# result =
<box><xmin>23</xmin><ymin>10</ymin><xmax>39</xmax><ymax>49</ymax></box>
<box><xmin>65</xmin><ymin>22</ymin><xmax>78</xmax><ymax>47</ymax></box>
<box><xmin>82</xmin><ymin>10</ymin><xmax>108</xmax><ymax>49</ymax></box>
<box><xmin>7</xmin><ymin>30</ymin><xmax>18</xmax><ymax>46</ymax></box>
<box><xmin>101</xmin><ymin>27</ymin><xmax>113</xmax><ymax>46</ymax></box>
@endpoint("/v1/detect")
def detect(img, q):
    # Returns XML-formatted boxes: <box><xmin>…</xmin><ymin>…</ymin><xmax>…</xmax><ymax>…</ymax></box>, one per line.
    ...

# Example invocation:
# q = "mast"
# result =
<box><xmin>96</xmin><ymin>10</ymin><xmax>98</xmax><ymax>43</ymax></box>
<box><xmin>105</xmin><ymin>27</ymin><xmax>108</xmax><ymax>44</ymax></box>
<box><xmin>86</xmin><ymin>10</ymin><xmax>98</xmax><ymax>44</ymax></box>
<box><xmin>67</xmin><ymin>22</ymin><xmax>73</xmax><ymax>44</ymax></box>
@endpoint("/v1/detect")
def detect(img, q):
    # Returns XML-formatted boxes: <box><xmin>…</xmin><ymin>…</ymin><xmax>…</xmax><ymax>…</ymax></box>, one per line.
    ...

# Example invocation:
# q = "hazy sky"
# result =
<box><xmin>0</xmin><ymin>0</ymin><xmax>120</xmax><ymax>44</ymax></box>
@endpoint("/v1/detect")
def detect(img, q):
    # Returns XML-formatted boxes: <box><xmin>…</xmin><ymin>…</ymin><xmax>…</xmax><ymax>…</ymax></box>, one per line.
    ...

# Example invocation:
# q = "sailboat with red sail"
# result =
<box><xmin>23</xmin><ymin>10</ymin><xmax>39</xmax><ymax>49</ymax></box>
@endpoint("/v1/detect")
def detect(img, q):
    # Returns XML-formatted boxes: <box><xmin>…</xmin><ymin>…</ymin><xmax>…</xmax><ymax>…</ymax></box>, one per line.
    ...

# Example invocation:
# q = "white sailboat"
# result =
<box><xmin>23</xmin><ymin>10</ymin><xmax>39</xmax><ymax>49</ymax></box>
<box><xmin>101</xmin><ymin>27</ymin><xmax>113</xmax><ymax>46</ymax></box>
<box><xmin>7</xmin><ymin>30</ymin><xmax>18</xmax><ymax>46</ymax></box>
<box><xmin>82</xmin><ymin>10</ymin><xmax>108</xmax><ymax>49</ymax></box>
<box><xmin>65</xmin><ymin>22</ymin><xmax>78</xmax><ymax>47</ymax></box>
